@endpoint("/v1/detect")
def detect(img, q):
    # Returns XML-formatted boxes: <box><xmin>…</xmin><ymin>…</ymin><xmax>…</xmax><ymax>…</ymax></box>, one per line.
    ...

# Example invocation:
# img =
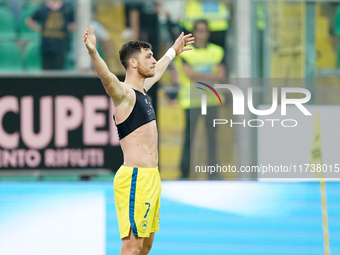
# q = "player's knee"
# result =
<box><xmin>125</xmin><ymin>246</ymin><xmax>142</xmax><ymax>255</ymax></box>
<box><xmin>131</xmin><ymin>247</ymin><xmax>143</xmax><ymax>255</ymax></box>
<box><xmin>122</xmin><ymin>241</ymin><xmax>143</xmax><ymax>255</ymax></box>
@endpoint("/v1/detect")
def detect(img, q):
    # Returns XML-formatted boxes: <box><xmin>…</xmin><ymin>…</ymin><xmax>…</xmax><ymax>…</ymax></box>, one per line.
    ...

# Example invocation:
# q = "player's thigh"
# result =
<box><xmin>121</xmin><ymin>228</ymin><xmax>144</xmax><ymax>251</ymax></box>
<box><xmin>143</xmin><ymin>232</ymin><xmax>155</xmax><ymax>250</ymax></box>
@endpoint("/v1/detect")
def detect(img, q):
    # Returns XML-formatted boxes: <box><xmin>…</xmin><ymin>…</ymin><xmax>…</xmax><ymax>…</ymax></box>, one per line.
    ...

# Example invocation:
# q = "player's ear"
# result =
<box><xmin>129</xmin><ymin>58</ymin><xmax>138</xmax><ymax>69</ymax></box>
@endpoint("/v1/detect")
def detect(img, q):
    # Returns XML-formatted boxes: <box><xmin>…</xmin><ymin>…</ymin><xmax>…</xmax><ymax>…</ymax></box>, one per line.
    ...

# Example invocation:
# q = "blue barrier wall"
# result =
<box><xmin>0</xmin><ymin>181</ymin><xmax>339</xmax><ymax>254</ymax></box>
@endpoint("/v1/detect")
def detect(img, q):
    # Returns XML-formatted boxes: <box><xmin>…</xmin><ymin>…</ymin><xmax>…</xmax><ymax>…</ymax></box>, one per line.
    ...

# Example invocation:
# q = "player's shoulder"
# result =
<box><xmin>110</xmin><ymin>82</ymin><xmax>136</xmax><ymax>109</ymax></box>
<box><xmin>120</xmin><ymin>83</ymin><xmax>137</xmax><ymax>100</ymax></box>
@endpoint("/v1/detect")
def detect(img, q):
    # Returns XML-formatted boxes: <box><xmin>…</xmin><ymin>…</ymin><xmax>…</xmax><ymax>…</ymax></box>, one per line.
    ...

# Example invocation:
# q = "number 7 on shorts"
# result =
<box><xmin>144</xmin><ymin>202</ymin><xmax>150</xmax><ymax>218</ymax></box>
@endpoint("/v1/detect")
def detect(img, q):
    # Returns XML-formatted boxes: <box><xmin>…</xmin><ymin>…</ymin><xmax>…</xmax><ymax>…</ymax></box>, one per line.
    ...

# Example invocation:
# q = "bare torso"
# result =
<box><xmin>113</xmin><ymin>84</ymin><xmax>158</xmax><ymax>168</ymax></box>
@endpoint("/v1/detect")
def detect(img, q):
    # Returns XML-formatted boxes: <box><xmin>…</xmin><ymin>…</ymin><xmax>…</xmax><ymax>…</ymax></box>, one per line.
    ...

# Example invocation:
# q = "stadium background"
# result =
<box><xmin>0</xmin><ymin>0</ymin><xmax>339</xmax><ymax>254</ymax></box>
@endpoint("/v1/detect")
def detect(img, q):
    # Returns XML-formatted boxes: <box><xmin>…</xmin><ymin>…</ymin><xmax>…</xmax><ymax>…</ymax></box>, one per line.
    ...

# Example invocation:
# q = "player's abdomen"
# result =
<box><xmin>120</xmin><ymin>121</ymin><xmax>158</xmax><ymax>168</ymax></box>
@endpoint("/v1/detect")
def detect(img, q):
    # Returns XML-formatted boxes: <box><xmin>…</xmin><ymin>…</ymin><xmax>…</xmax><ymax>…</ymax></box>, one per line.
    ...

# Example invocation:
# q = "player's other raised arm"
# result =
<box><xmin>144</xmin><ymin>32</ymin><xmax>195</xmax><ymax>91</ymax></box>
<box><xmin>83</xmin><ymin>26</ymin><xmax>126</xmax><ymax>103</ymax></box>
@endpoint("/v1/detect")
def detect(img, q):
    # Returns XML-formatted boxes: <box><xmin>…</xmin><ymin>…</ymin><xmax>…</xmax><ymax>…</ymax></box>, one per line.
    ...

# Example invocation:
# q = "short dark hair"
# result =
<box><xmin>193</xmin><ymin>19</ymin><xmax>209</xmax><ymax>32</ymax></box>
<box><xmin>119</xmin><ymin>40</ymin><xmax>152</xmax><ymax>69</ymax></box>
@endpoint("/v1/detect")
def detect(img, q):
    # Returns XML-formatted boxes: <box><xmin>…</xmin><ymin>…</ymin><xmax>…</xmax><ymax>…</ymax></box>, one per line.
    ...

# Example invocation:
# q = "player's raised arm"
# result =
<box><xmin>83</xmin><ymin>26</ymin><xmax>126</xmax><ymax>103</ymax></box>
<box><xmin>144</xmin><ymin>32</ymin><xmax>195</xmax><ymax>91</ymax></box>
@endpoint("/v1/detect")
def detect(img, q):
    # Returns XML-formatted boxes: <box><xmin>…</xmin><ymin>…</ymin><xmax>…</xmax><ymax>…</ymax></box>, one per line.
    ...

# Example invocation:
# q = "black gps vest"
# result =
<box><xmin>114</xmin><ymin>89</ymin><xmax>156</xmax><ymax>140</ymax></box>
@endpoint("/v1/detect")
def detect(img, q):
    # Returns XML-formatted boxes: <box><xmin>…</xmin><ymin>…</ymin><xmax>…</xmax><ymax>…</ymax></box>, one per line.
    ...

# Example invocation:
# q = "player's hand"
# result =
<box><xmin>83</xmin><ymin>26</ymin><xmax>97</xmax><ymax>54</ymax></box>
<box><xmin>171</xmin><ymin>32</ymin><xmax>195</xmax><ymax>56</ymax></box>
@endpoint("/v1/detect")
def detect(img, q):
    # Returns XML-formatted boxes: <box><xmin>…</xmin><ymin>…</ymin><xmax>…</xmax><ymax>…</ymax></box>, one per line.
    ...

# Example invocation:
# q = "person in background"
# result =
<box><xmin>8</xmin><ymin>0</ymin><xmax>24</xmax><ymax>25</ymax></box>
<box><xmin>26</xmin><ymin>0</ymin><xmax>75</xmax><ymax>70</ymax></box>
<box><xmin>123</xmin><ymin>0</ymin><xmax>160</xmax><ymax>58</ymax></box>
<box><xmin>181</xmin><ymin>0</ymin><xmax>230</xmax><ymax>49</ymax></box>
<box><xmin>156</xmin><ymin>0</ymin><xmax>185</xmax><ymax>41</ymax></box>
<box><xmin>175</xmin><ymin>19</ymin><xmax>226</xmax><ymax>179</ymax></box>
<box><xmin>91</xmin><ymin>6</ymin><xmax>114</xmax><ymax>61</ymax></box>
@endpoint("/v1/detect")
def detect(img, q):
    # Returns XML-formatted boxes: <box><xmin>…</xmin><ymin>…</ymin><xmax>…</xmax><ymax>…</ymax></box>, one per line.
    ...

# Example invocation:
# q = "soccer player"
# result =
<box><xmin>83</xmin><ymin>26</ymin><xmax>194</xmax><ymax>255</ymax></box>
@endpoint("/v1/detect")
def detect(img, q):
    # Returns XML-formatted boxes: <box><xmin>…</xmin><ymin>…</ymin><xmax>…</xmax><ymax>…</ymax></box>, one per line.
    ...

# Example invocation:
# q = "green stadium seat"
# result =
<box><xmin>0</xmin><ymin>42</ymin><xmax>22</xmax><ymax>71</ymax></box>
<box><xmin>19</xmin><ymin>4</ymin><xmax>40</xmax><ymax>40</ymax></box>
<box><xmin>0</xmin><ymin>175</ymin><xmax>39</xmax><ymax>181</ymax></box>
<box><xmin>23</xmin><ymin>40</ymin><xmax>42</xmax><ymax>71</ymax></box>
<box><xmin>42</xmin><ymin>174</ymin><xmax>80</xmax><ymax>181</ymax></box>
<box><xmin>0</xmin><ymin>6</ymin><xmax>17</xmax><ymax>40</ymax></box>
<box><xmin>90</xmin><ymin>173</ymin><xmax>116</xmax><ymax>181</ymax></box>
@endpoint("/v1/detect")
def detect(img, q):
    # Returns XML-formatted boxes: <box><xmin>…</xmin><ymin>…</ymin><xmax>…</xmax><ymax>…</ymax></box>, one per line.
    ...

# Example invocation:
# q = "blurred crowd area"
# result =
<box><xmin>1</xmin><ymin>0</ymin><xmax>340</xmax><ymax>180</ymax></box>
<box><xmin>1</xmin><ymin>0</ymin><xmax>340</xmax><ymax>74</ymax></box>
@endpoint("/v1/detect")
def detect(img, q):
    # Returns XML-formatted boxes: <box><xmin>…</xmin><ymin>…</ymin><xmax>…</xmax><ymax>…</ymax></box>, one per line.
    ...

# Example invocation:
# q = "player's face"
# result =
<box><xmin>137</xmin><ymin>48</ymin><xmax>157</xmax><ymax>78</ymax></box>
